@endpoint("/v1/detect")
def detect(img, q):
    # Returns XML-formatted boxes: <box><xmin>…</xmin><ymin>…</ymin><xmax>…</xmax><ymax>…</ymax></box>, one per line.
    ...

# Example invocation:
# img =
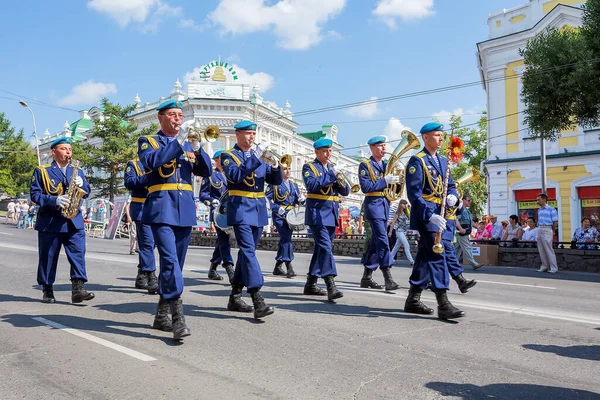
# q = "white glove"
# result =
<box><xmin>175</xmin><ymin>124</ymin><xmax>188</xmax><ymax>146</ymax></box>
<box><xmin>330</xmin><ymin>165</ymin><xmax>340</xmax><ymax>176</ymax></box>
<box><xmin>277</xmin><ymin>207</ymin><xmax>286</xmax><ymax>217</ymax></box>
<box><xmin>211</xmin><ymin>199</ymin><xmax>220</xmax><ymax>208</ymax></box>
<box><xmin>191</xmin><ymin>139</ymin><xmax>201</xmax><ymax>151</ymax></box>
<box><xmin>254</xmin><ymin>143</ymin><xmax>267</xmax><ymax>159</ymax></box>
<box><xmin>74</xmin><ymin>176</ymin><xmax>83</xmax><ymax>187</ymax></box>
<box><xmin>56</xmin><ymin>195</ymin><xmax>70</xmax><ymax>209</ymax></box>
<box><xmin>299</xmin><ymin>196</ymin><xmax>306</xmax><ymax>205</ymax></box>
<box><xmin>385</xmin><ymin>175</ymin><xmax>400</xmax><ymax>185</ymax></box>
<box><xmin>446</xmin><ymin>194</ymin><xmax>458</xmax><ymax>207</ymax></box>
<box><xmin>429</xmin><ymin>214</ymin><xmax>447</xmax><ymax>231</ymax></box>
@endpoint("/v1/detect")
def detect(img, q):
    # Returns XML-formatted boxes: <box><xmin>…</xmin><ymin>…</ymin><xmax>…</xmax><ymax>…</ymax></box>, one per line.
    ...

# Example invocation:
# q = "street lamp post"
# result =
<box><xmin>19</xmin><ymin>100</ymin><xmax>40</xmax><ymax>166</ymax></box>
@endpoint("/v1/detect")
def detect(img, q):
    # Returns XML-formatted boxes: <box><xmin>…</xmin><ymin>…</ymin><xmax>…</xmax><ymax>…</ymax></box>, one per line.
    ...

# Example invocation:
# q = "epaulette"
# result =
<box><xmin>140</xmin><ymin>135</ymin><xmax>159</xmax><ymax>150</ymax></box>
<box><xmin>415</xmin><ymin>151</ymin><xmax>426</xmax><ymax>159</ymax></box>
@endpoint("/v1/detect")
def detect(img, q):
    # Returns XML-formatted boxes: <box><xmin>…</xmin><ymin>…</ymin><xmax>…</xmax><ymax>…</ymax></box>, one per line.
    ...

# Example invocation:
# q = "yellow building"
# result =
<box><xmin>476</xmin><ymin>0</ymin><xmax>600</xmax><ymax>240</ymax></box>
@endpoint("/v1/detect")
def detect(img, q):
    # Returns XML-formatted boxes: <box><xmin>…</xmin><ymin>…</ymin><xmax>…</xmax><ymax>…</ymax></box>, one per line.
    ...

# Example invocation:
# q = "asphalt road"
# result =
<box><xmin>0</xmin><ymin>222</ymin><xmax>599</xmax><ymax>400</ymax></box>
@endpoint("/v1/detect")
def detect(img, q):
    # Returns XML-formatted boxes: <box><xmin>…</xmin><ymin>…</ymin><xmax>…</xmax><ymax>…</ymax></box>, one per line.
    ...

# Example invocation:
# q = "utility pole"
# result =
<box><xmin>540</xmin><ymin>136</ymin><xmax>547</xmax><ymax>195</ymax></box>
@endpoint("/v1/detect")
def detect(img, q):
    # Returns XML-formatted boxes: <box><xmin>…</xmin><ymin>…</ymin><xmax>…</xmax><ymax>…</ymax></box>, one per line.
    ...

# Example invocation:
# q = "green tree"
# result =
<box><xmin>73</xmin><ymin>98</ymin><xmax>157</xmax><ymax>202</ymax></box>
<box><xmin>442</xmin><ymin>113</ymin><xmax>488</xmax><ymax>218</ymax></box>
<box><xmin>519</xmin><ymin>0</ymin><xmax>600</xmax><ymax>140</ymax></box>
<box><xmin>0</xmin><ymin>113</ymin><xmax>38</xmax><ymax>196</ymax></box>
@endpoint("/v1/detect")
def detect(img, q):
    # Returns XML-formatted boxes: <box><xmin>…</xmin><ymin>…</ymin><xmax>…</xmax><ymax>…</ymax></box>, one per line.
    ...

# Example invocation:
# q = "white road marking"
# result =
<box><xmin>32</xmin><ymin>317</ymin><xmax>157</xmax><ymax>362</ymax></box>
<box><xmin>474</xmin><ymin>280</ymin><xmax>555</xmax><ymax>290</ymax></box>
<box><xmin>0</xmin><ymin>232</ymin><xmax>13</xmax><ymax>235</ymax></box>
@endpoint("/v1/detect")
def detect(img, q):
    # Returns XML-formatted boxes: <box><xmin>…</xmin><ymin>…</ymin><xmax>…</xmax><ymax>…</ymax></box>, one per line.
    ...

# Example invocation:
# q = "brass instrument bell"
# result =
<box><xmin>188</xmin><ymin>121</ymin><xmax>220</xmax><ymax>143</ymax></box>
<box><xmin>258</xmin><ymin>144</ymin><xmax>292</xmax><ymax>168</ymax></box>
<box><xmin>382</xmin><ymin>129</ymin><xmax>421</xmax><ymax>201</ymax></box>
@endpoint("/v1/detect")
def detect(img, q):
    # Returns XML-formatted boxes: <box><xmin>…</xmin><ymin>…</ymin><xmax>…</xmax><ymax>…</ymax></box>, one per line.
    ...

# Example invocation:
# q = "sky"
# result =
<box><xmin>0</xmin><ymin>0</ymin><xmax>529</xmax><ymax>156</ymax></box>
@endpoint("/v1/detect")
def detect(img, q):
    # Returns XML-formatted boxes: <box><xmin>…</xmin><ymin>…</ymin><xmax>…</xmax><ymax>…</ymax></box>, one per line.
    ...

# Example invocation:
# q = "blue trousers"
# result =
<box><xmin>409</xmin><ymin>231</ymin><xmax>461</xmax><ymax>290</ymax></box>
<box><xmin>209</xmin><ymin>227</ymin><xmax>233</xmax><ymax>266</ymax></box>
<box><xmin>273</xmin><ymin>215</ymin><xmax>294</xmax><ymax>262</ymax></box>
<box><xmin>151</xmin><ymin>224</ymin><xmax>191</xmax><ymax>301</ymax></box>
<box><xmin>362</xmin><ymin>219</ymin><xmax>393</xmax><ymax>270</ymax></box>
<box><xmin>232</xmin><ymin>224</ymin><xmax>264</xmax><ymax>291</ymax></box>
<box><xmin>308</xmin><ymin>225</ymin><xmax>337</xmax><ymax>278</ymax></box>
<box><xmin>134</xmin><ymin>220</ymin><xmax>156</xmax><ymax>272</ymax></box>
<box><xmin>37</xmin><ymin>229</ymin><xmax>87</xmax><ymax>286</ymax></box>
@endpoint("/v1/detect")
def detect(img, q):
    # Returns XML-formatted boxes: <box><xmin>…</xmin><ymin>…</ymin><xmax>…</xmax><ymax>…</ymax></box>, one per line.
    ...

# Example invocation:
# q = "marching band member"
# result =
<box><xmin>358</xmin><ymin>135</ymin><xmax>401</xmax><ymax>291</ymax></box>
<box><xmin>266</xmin><ymin>165</ymin><xmax>304</xmax><ymax>278</ymax></box>
<box><xmin>221</xmin><ymin>120</ymin><xmax>283</xmax><ymax>319</ymax></box>
<box><xmin>404</xmin><ymin>122</ymin><xmax>468</xmax><ymax>319</ymax></box>
<box><xmin>302</xmin><ymin>138</ymin><xmax>350</xmax><ymax>301</ymax></box>
<box><xmin>138</xmin><ymin>100</ymin><xmax>212</xmax><ymax>340</ymax></box>
<box><xmin>30</xmin><ymin>137</ymin><xmax>95</xmax><ymax>304</ymax></box>
<box><xmin>124</xmin><ymin>157</ymin><xmax>158</xmax><ymax>294</ymax></box>
<box><xmin>199</xmin><ymin>150</ymin><xmax>234</xmax><ymax>282</ymax></box>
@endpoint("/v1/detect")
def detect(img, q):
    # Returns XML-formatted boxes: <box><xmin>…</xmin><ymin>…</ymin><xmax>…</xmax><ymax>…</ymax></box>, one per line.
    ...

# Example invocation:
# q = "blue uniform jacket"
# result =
<box><xmin>199</xmin><ymin>170</ymin><xmax>228</xmax><ymax>222</ymax></box>
<box><xmin>302</xmin><ymin>160</ymin><xmax>350</xmax><ymax>227</ymax></box>
<box><xmin>358</xmin><ymin>156</ymin><xmax>389</xmax><ymax>220</ymax></box>
<box><xmin>123</xmin><ymin>159</ymin><xmax>149</xmax><ymax>222</ymax></box>
<box><xmin>405</xmin><ymin>148</ymin><xmax>461</xmax><ymax>240</ymax></box>
<box><xmin>221</xmin><ymin>144</ymin><xmax>283</xmax><ymax>227</ymax></box>
<box><xmin>30</xmin><ymin>161</ymin><xmax>91</xmax><ymax>232</ymax></box>
<box><xmin>266</xmin><ymin>180</ymin><xmax>300</xmax><ymax>221</ymax></box>
<box><xmin>137</xmin><ymin>131</ymin><xmax>211</xmax><ymax>226</ymax></box>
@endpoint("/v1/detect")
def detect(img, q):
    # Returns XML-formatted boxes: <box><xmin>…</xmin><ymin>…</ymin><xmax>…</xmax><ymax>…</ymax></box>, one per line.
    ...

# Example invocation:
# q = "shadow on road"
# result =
<box><xmin>522</xmin><ymin>344</ymin><xmax>600</xmax><ymax>361</ymax></box>
<box><xmin>425</xmin><ymin>381</ymin><xmax>600</xmax><ymax>400</ymax></box>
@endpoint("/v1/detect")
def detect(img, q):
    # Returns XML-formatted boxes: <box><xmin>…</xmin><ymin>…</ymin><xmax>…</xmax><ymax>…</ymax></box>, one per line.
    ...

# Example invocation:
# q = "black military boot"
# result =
<box><xmin>208</xmin><ymin>263</ymin><xmax>223</xmax><ymax>280</ymax></box>
<box><xmin>146</xmin><ymin>270</ymin><xmax>158</xmax><ymax>294</ymax></box>
<box><xmin>223</xmin><ymin>263</ymin><xmax>235</xmax><ymax>283</ymax></box>
<box><xmin>170</xmin><ymin>298</ymin><xmax>191</xmax><ymax>340</ymax></box>
<box><xmin>453</xmin><ymin>274</ymin><xmax>477</xmax><ymax>294</ymax></box>
<box><xmin>273</xmin><ymin>261</ymin><xmax>286</xmax><ymax>276</ymax></box>
<box><xmin>360</xmin><ymin>267</ymin><xmax>382</xmax><ymax>289</ymax></box>
<box><xmin>42</xmin><ymin>285</ymin><xmax>56</xmax><ymax>304</ymax></box>
<box><xmin>227</xmin><ymin>285</ymin><xmax>253</xmax><ymax>312</ymax></box>
<box><xmin>303</xmin><ymin>275</ymin><xmax>326</xmax><ymax>296</ymax></box>
<box><xmin>285</xmin><ymin>261</ymin><xmax>297</xmax><ymax>278</ymax></box>
<box><xmin>381</xmin><ymin>267</ymin><xmax>400</xmax><ymax>291</ymax></box>
<box><xmin>152</xmin><ymin>296</ymin><xmax>172</xmax><ymax>332</ymax></box>
<box><xmin>404</xmin><ymin>285</ymin><xmax>434</xmax><ymax>315</ymax></box>
<box><xmin>250</xmin><ymin>289</ymin><xmax>274</xmax><ymax>319</ymax></box>
<box><xmin>434</xmin><ymin>290</ymin><xmax>466</xmax><ymax>320</ymax></box>
<box><xmin>135</xmin><ymin>268</ymin><xmax>148</xmax><ymax>289</ymax></box>
<box><xmin>71</xmin><ymin>279</ymin><xmax>95</xmax><ymax>303</ymax></box>
<box><xmin>323</xmin><ymin>275</ymin><xmax>343</xmax><ymax>301</ymax></box>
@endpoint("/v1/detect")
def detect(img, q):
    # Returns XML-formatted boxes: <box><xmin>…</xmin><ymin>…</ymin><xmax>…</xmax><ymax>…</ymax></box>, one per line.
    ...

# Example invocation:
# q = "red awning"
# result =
<box><xmin>577</xmin><ymin>186</ymin><xmax>600</xmax><ymax>199</ymax></box>
<box><xmin>514</xmin><ymin>188</ymin><xmax>556</xmax><ymax>201</ymax></box>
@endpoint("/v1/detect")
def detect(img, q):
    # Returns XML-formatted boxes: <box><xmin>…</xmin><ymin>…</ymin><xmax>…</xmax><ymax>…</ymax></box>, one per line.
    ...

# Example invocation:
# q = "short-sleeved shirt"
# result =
<box><xmin>522</xmin><ymin>228</ymin><xmax>537</xmax><ymax>241</ymax></box>
<box><xmin>537</xmin><ymin>205</ymin><xmax>558</xmax><ymax>226</ymax></box>
<box><xmin>7</xmin><ymin>202</ymin><xmax>15</xmax><ymax>212</ymax></box>
<box><xmin>505</xmin><ymin>223</ymin><xmax>522</xmax><ymax>240</ymax></box>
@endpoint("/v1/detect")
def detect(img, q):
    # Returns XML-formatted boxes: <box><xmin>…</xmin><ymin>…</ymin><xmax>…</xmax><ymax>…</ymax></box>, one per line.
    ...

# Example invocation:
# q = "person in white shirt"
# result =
<box><xmin>16</xmin><ymin>201</ymin><xmax>30</xmax><ymax>229</ymax></box>
<box><xmin>521</xmin><ymin>217</ymin><xmax>538</xmax><ymax>243</ymax></box>
<box><xmin>6</xmin><ymin>201</ymin><xmax>16</xmax><ymax>224</ymax></box>
<box><xmin>490</xmin><ymin>215</ymin><xmax>503</xmax><ymax>242</ymax></box>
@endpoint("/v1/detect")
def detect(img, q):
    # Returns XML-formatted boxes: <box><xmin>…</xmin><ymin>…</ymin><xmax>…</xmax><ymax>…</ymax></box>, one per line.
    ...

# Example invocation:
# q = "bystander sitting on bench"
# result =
<box><xmin>571</xmin><ymin>217</ymin><xmax>599</xmax><ymax>250</ymax></box>
<box><xmin>521</xmin><ymin>217</ymin><xmax>538</xmax><ymax>245</ymax></box>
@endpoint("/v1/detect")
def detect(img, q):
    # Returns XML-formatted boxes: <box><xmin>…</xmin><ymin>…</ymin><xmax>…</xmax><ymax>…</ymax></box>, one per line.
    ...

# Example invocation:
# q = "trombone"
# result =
<box><xmin>256</xmin><ymin>143</ymin><xmax>292</xmax><ymax>168</ymax></box>
<box><xmin>187</xmin><ymin>121</ymin><xmax>220</xmax><ymax>143</ymax></box>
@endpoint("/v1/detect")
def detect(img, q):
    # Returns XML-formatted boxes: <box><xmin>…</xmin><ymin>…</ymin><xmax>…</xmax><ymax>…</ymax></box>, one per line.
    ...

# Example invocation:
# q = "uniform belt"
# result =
<box><xmin>422</xmin><ymin>193</ymin><xmax>442</xmax><ymax>204</ymax></box>
<box><xmin>306</xmin><ymin>194</ymin><xmax>340</xmax><ymax>201</ymax></box>
<box><xmin>364</xmin><ymin>192</ymin><xmax>384</xmax><ymax>197</ymax></box>
<box><xmin>281</xmin><ymin>205</ymin><xmax>295</xmax><ymax>210</ymax></box>
<box><xmin>131</xmin><ymin>197</ymin><xmax>146</xmax><ymax>203</ymax></box>
<box><xmin>229</xmin><ymin>190</ymin><xmax>265</xmax><ymax>199</ymax></box>
<box><xmin>147</xmin><ymin>183</ymin><xmax>193</xmax><ymax>193</ymax></box>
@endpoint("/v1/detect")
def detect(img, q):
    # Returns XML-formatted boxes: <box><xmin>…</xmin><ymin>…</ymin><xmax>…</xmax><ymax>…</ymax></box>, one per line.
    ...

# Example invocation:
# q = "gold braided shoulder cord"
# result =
<box><xmin>158</xmin><ymin>159</ymin><xmax>176</xmax><ymax>178</ymax></box>
<box><xmin>273</xmin><ymin>185</ymin><xmax>290</xmax><ymax>202</ymax></box>
<box><xmin>421</xmin><ymin>159</ymin><xmax>443</xmax><ymax>195</ymax></box>
<box><xmin>243</xmin><ymin>172</ymin><xmax>256</xmax><ymax>187</ymax></box>
<box><xmin>39</xmin><ymin>167</ymin><xmax>63</xmax><ymax>196</ymax></box>
<box><xmin>209</xmin><ymin>176</ymin><xmax>223</xmax><ymax>189</ymax></box>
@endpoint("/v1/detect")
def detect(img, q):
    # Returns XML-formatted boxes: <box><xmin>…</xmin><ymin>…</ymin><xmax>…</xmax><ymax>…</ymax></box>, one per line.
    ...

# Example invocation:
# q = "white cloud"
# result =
<box><xmin>345</xmin><ymin>97</ymin><xmax>380</xmax><ymax>118</ymax></box>
<box><xmin>432</xmin><ymin>108</ymin><xmax>465</xmax><ymax>126</ymax></box>
<box><xmin>183</xmin><ymin>64</ymin><xmax>275</xmax><ymax>93</ymax></box>
<box><xmin>58</xmin><ymin>80</ymin><xmax>118</xmax><ymax>106</ymax></box>
<box><xmin>373</xmin><ymin>0</ymin><xmax>435</xmax><ymax>29</ymax></box>
<box><xmin>382</xmin><ymin>117</ymin><xmax>413</xmax><ymax>142</ymax></box>
<box><xmin>87</xmin><ymin>0</ymin><xmax>181</xmax><ymax>32</ymax></box>
<box><xmin>208</xmin><ymin>0</ymin><xmax>346</xmax><ymax>50</ymax></box>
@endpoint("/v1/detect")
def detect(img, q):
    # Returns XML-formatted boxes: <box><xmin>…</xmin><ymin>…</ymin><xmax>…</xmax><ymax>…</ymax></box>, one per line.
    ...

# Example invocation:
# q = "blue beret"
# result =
<box><xmin>367</xmin><ymin>135</ymin><xmax>388</xmax><ymax>145</ymax></box>
<box><xmin>234</xmin><ymin>120</ymin><xmax>257</xmax><ymax>131</ymax></box>
<box><xmin>50</xmin><ymin>137</ymin><xmax>72</xmax><ymax>149</ymax></box>
<box><xmin>212</xmin><ymin>150</ymin><xmax>224</xmax><ymax>159</ymax></box>
<box><xmin>156</xmin><ymin>100</ymin><xmax>183</xmax><ymax>111</ymax></box>
<box><xmin>313</xmin><ymin>138</ymin><xmax>333</xmax><ymax>149</ymax></box>
<box><xmin>420</xmin><ymin>122</ymin><xmax>444</xmax><ymax>134</ymax></box>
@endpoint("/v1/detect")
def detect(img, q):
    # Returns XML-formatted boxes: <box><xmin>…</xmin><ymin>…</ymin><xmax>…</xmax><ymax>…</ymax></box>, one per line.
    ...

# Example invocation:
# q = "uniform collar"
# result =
<box><xmin>423</xmin><ymin>148</ymin><xmax>443</xmax><ymax>176</ymax></box>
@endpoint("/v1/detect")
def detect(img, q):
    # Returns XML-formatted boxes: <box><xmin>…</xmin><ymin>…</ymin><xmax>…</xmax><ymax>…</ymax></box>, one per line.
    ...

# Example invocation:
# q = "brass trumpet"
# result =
<box><xmin>333</xmin><ymin>165</ymin><xmax>360</xmax><ymax>193</ymax></box>
<box><xmin>188</xmin><ymin>122</ymin><xmax>220</xmax><ymax>143</ymax></box>
<box><xmin>256</xmin><ymin>143</ymin><xmax>292</xmax><ymax>168</ymax></box>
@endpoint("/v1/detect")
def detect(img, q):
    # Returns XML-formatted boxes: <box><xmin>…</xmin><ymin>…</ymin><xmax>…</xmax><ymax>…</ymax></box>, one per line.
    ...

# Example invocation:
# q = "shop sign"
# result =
<box><xmin>582</xmin><ymin>199</ymin><xmax>600</xmax><ymax>207</ymax></box>
<box><xmin>518</xmin><ymin>200</ymin><xmax>557</xmax><ymax>208</ymax></box>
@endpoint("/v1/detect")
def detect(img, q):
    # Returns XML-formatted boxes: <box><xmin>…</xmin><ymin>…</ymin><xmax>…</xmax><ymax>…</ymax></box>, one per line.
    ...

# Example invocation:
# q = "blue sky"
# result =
<box><xmin>0</xmin><ymin>0</ymin><xmax>527</xmax><ymax>155</ymax></box>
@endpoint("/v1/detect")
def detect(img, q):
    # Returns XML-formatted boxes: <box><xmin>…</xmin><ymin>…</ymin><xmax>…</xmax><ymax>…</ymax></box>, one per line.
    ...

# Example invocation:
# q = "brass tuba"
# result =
<box><xmin>188</xmin><ymin>122</ymin><xmax>220</xmax><ymax>143</ymax></box>
<box><xmin>382</xmin><ymin>130</ymin><xmax>421</xmax><ymax>202</ymax></box>
<box><xmin>455</xmin><ymin>167</ymin><xmax>480</xmax><ymax>198</ymax></box>
<box><xmin>61</xmin><ymin>160</ymin><xmax>87</xmax><ymax>219</ymax></box>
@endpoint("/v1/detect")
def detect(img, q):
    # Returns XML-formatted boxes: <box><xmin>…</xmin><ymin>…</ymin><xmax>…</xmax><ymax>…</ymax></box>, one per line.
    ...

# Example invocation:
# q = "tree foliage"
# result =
<box><xmin>443</xmin><ymin>114</ymin><xmax>488</xmax><ymax>218</ymax></box>
<box><xmin>519</xmin><ymin>0</ymin><xmax>600</xmax><ymax>140</ymax></box>
<box><xmin>72</xmin><ymin>98</ymin><xmax>157</xmax><ymax>202</ymax></box>
<box><xmin>0</xmin><ymin>113</ymin><xmax>38</xmax><ymax>196</ymax></box>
